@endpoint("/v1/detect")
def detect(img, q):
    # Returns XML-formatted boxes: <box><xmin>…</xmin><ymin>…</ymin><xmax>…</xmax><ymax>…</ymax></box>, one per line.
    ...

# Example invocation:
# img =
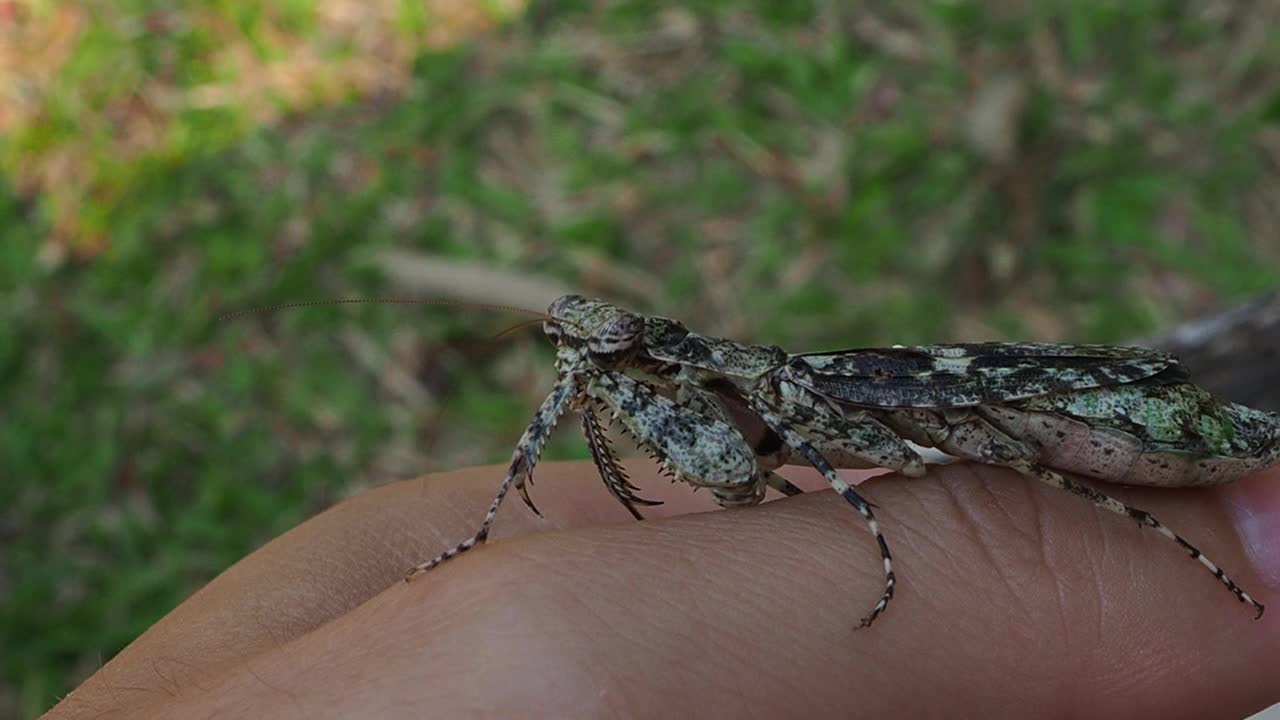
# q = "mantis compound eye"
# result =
<box><xmin>542</xmin><ymin>319</ymin><xmax>564</xmax><ymax>345</ymax></box>
<box><xmin>587</xmin><ymin>313</ymin><xmax>644</xmax><ymax>365</ymax></box>
<box><xmin>546</xmin><ymin>294</ymin><xmax>584</xmax><ymax>319</ymax></box>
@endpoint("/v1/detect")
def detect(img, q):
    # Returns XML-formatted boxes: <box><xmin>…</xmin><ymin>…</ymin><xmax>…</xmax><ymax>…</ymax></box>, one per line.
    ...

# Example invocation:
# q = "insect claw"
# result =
<box><xmin>517</xmin><ymin>482</ymin><xmax>543</xmax><ymax>517</ymax></box>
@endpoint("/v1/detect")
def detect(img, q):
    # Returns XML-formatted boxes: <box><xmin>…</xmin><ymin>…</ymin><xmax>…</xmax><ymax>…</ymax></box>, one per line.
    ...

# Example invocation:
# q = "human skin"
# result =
<box><xmin>44</xmin><ymin>461</ymin><xmax>1280</xmax><ymax>719</ymax></box>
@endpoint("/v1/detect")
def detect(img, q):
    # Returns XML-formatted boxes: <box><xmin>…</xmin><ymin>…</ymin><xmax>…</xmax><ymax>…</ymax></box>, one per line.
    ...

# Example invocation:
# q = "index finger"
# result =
<box><xmin>50</xmin><ymin>459</ymin><xmax>870</xmax><ymax>718</ymax></box>
<box><xmin>51</xmin><ymin>462</ymin><xmax>1280</xmax><ymax>720</ymax></box>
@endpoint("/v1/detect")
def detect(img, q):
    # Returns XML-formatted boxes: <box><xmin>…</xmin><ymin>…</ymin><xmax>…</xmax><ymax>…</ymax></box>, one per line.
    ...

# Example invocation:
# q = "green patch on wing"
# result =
<box><xmin>1141</xmin><ymin>391</ymin><xmax>1195</xmax><ymax>443</ymax></box>
<box><xmin>1198</xmin><ymin>413</ymin><xmax>1236</xmax><ymax>455</ymax></box>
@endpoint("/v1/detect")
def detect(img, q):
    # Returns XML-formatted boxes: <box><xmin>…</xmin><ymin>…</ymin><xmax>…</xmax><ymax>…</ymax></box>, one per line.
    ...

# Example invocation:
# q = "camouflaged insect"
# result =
<box><xmin>407</xmin><ymin>295</ymin><xmax>1280</xmax><ymax>626</ymax></box>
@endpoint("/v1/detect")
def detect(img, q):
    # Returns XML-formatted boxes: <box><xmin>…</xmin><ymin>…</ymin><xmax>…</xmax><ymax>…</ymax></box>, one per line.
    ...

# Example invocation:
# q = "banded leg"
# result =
<box><xmin>771</xmin><ymin>363</ymin><xmax>928</xmax><ymax>478</ymax></box>
<box><xmin>751</xmin><ymin>402</ymin><xmax>896</xmax><ymax>628</ymax></box>
<box><xmin>405</xmin><ymin>373</ymin><xmax>578</xmax><ymax>579</ymax></box>
<box><xmin>765</xmin><ymin>471</ymin><xmax>804</xmax><ymax>497</ymax></box>
<box><xmin>919</xmin><ymin>408</ymin><xmax>1265</xmax><ymax>618</ymax></box>
<box><xmin>1011</xmin><ymin>460</ymin><xmax>1265</xmax><ymax>618</ymax></box>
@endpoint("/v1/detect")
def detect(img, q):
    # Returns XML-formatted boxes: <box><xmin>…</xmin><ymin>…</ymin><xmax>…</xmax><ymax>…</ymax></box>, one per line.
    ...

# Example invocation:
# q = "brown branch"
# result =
<box><xmin>1140</xmin><ymin>292</ymin><xmax>1280</xmax><ymax>412</ymax></box>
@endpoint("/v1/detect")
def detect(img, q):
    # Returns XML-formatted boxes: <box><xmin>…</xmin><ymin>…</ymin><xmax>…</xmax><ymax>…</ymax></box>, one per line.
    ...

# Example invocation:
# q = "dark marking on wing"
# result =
<box><xmin>793</xmin><ymin>342</ymin><xmax>1187</xmax><ymax>408</ymax></box>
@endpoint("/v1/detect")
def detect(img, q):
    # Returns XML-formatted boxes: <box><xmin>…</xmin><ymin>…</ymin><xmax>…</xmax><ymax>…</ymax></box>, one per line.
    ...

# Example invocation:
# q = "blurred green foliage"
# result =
<box><xmin>3</xmin><ymin>1</ymin><xmax>1280</xmax><ymax>716</ymax></box>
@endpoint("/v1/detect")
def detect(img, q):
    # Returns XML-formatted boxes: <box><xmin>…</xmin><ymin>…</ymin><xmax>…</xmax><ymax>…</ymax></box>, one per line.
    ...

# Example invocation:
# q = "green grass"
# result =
<box><xmin>4</xmin><ymin>2</ymin><xmax>1280</xmax><ymax>716</ymax></box>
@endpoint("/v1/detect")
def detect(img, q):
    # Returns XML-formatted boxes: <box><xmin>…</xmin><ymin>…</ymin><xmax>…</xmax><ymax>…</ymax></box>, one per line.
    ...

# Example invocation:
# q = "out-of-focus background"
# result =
<box><xmin>3</xmin><ymin>1</ymin><xmax>1280</xmax><ymax>716</ymax></box>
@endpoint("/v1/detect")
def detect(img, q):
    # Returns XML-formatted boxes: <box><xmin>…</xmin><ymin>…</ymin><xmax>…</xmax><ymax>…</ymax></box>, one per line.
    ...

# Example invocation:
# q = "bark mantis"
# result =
<box><xmin>405</xmin><ymin>295</ymin><xmax>1279</xmax><ymax>626</ymax></box>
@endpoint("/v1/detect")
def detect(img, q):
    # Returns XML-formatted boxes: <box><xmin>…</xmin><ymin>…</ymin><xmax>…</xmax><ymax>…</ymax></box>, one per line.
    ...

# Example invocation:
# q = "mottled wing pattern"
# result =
<box><xmin>795</xmin><ymin>342</ymin><xmax>1188</xmax><ymax>408</ymax></box>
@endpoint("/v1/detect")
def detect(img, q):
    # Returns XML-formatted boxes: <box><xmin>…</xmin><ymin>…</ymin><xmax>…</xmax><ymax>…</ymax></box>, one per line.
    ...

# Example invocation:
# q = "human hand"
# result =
<box><xmin>45</xmin><ymin>461</ymin><xmax>1280</xmax><ymax>718</ymax></box>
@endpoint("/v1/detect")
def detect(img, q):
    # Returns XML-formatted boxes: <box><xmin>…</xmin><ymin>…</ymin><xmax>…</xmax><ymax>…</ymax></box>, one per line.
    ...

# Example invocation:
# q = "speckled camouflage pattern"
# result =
<box><xmin>408</xmin><ymin>295</ymin><xmax>1280</xmax><ymax>625</ymax></box>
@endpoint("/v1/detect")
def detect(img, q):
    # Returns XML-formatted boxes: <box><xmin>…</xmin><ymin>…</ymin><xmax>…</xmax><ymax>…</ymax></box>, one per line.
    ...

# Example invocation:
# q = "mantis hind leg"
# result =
<box><xmin>1011</xmin><ymin>460</ymin><xmax>1264</xmax><ymax>618</ymax></box>
<box><xmin>921</xmin><ymin>407</ymin><xmax>1265</xmax><ymax>619</ymax></box>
